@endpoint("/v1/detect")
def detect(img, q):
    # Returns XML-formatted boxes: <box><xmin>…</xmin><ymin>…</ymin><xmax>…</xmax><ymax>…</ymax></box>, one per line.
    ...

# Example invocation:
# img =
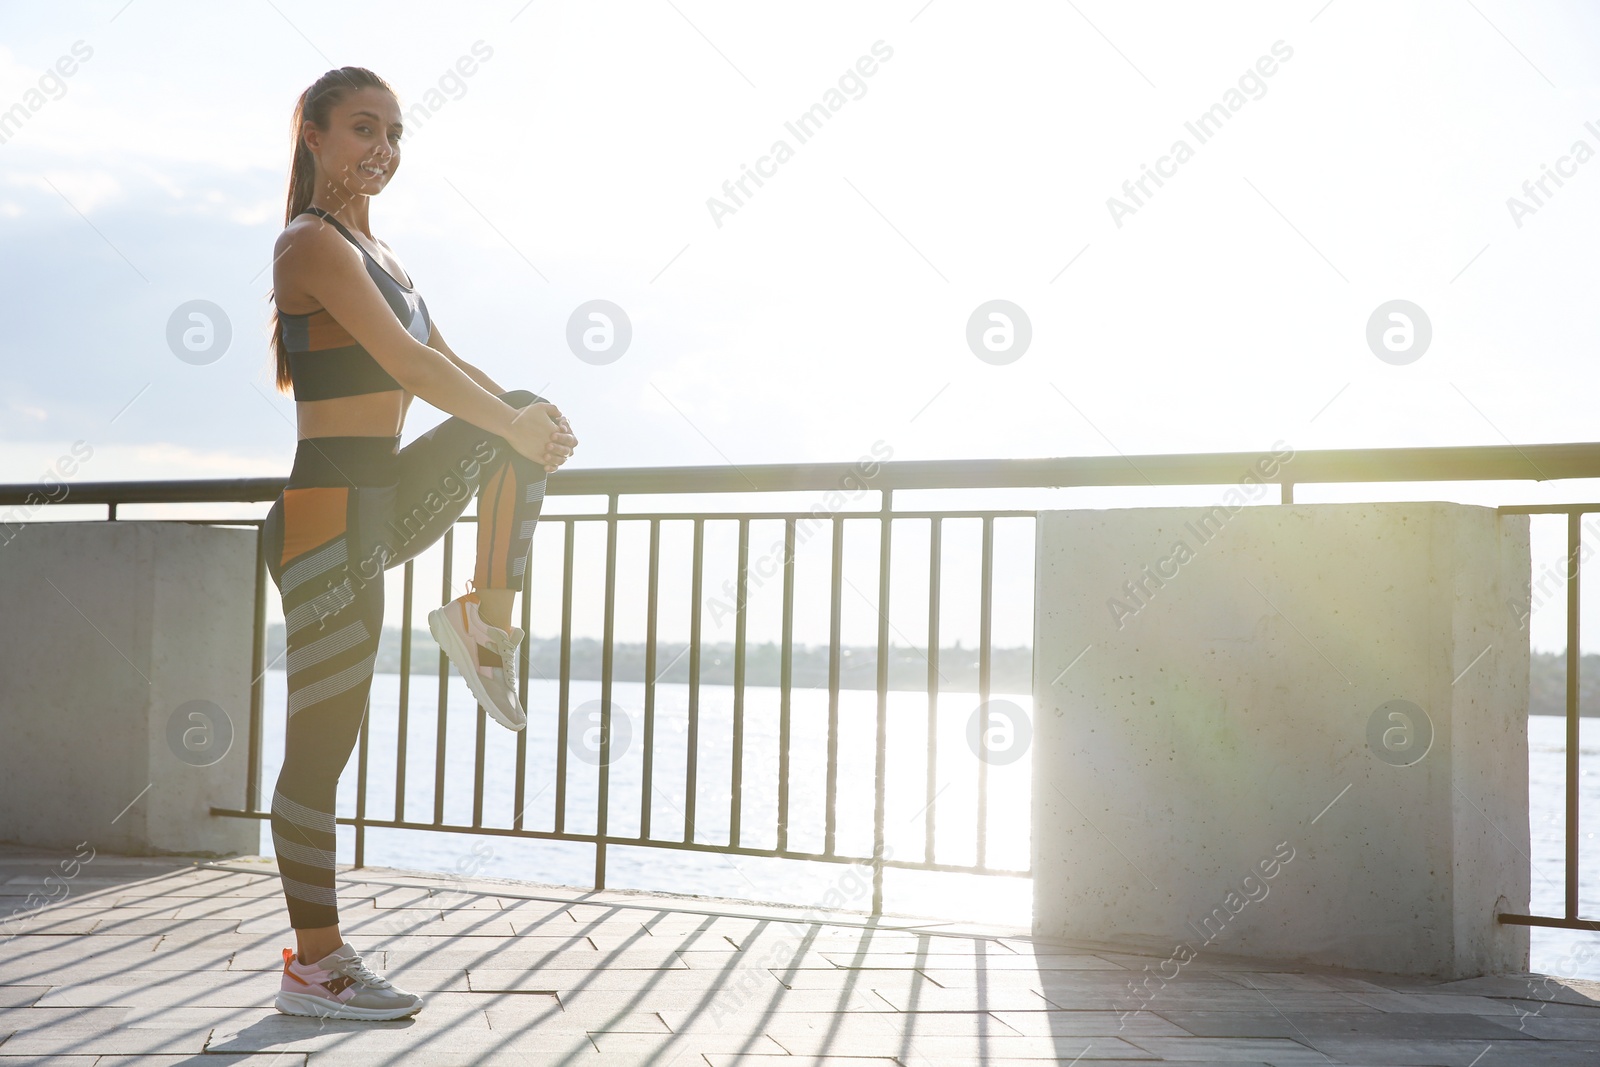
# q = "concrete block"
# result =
<box><xmin>0</xmin><ymin>521</ymin><xmax>261</xmax><ymax>859</ymax></box>
<box><xmin>1032</xmin><ymin>502</ymin><xmax>1531</xmax><ymax>979</ymax></box>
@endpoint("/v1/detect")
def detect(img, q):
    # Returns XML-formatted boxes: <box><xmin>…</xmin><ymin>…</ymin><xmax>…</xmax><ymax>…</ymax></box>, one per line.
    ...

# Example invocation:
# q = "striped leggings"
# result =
<box><xmin>260</xmin><ymin>388</ymin><xmax>548</xmax><ymax>929</ymax></box>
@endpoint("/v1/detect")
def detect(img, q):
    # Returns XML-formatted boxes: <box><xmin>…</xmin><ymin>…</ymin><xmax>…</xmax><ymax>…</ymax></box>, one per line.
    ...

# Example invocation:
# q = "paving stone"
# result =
<box><xmin>0</xmin><ymin>1005</ymin><xmax>133</xmax><ymax>1033</ymax></box>
<box><xmin>466</xmin><ymin>967</ymin><xmax>748</xmax><ymax>993</ymax></box>
<box><xmin>1422</xmin><ymin>973</ymin><xmax>1600</xmax><ymax>1003</ymax></box>
<box><xmin>704</xmin><ymin>1058</ymin><xmax>901</xmax><ymax>1067</ymax></box>
<box><xmin>377</xmin><ymin>930</ymin><xmax>581</xmax><ymax>952</ymax></box>
<box><xmin>492</xmin><ymin>898</ymin><xmax>576</xmax><ymax>918</ymax></box>
<box><xmin>81</xmin><ymin>1059</ymin><xmax>307</xmax><ymax>1066</ymax></box>
<box><xmin>992</xmin><ymin>1008</ymin><xmax>1194</xmax><ymax>1038</ymax></box>
<box><xmin>587</xmin><ymin>1030</ymin><xmax>789</xmax><ymax>1056</ymax></box>
<box><xmin>484</xmin><ymin>1007</ymin><xmax>668</xmax><ymax>1033</ymax></box>
<box><xmin>0</xmin><ymin>1026</ymin><xmax>213</xmax><ymax>1055</ymax></box>
<box><xmin>761</xmin><ymin>1009</ymin><xmax>1027</xmax><ymax>1037</ymax></box>
<box><xmin>0</xmin><ymin>933</ymin><xmax>159</xmax><ymax>961</ymax></box>
<box><xmin>107</xmin><ymin>897</ymin><xmax>191</xmax><ymax>911</ymax></box>
<box><xmin>675</xmin><ymin>949</ymin><xmax>849</xmax><ymax>971</ymax></box>
<box><xmin>819</xmin><ymin>949</ymin><xmax>1139</xmax><ymax>972</ymax></box>
<box><xmin>769</xmin><ymin>966</ymin><xmax>949</xmax><ymax>991</ymax></box>
<box><xmin>78</xmin><ymin>916</ymin><xmax>242</xmax><ymax>937</ymax></box>
<box><xmin>1303</xmin><ymin>1034</ymin><xmax>1600</xmax><ymax>1064</ymax></box>
<box><xmin>1207</xmin><ymin>970</ymin><xmax>1400</xmax><ymax>994</ymax></box>
<box><xmin>0</xmin><ymin>987</ymin><xmax>49</xmax><ymax>1008</ymax></box>
<box><xmin>387</xmin><ymin>950</ymin><xmax>686</xmax><ymax>975</ymax></box>
<box><xmin>1499</xmin><ymin>996</ymin><xmax>1600</xmax><ymax>1020</ymax></box>
<box><xmin>764</xmin><ymin>1030</ymin><xmax>1152</xmax><ymax>1059</ymax></box>
<box><xmin>0</xmin><ymin>912</ymin><xmax>98</xmax><ymax>936</ymax></box>
<box><xmin>601</xmin><ymin>987</ymin><xmax>892</xmax><ymax>1019</ymax></box>
<box><xmin>1483</xmin><ymin>1013</ymin><xmax>1600</xmax><ymax>1039</ymax></box>
<box><xmin>206</xmin><ymin>1008</ymin><xmax>495</xmax><ymax>1053</ymax></box>
<box><xmin>308</xmin><ymin>1040</ymin><xmax>578</xmax><ymax>1066</ymax></box>
<box><xmin>1340</xmin><ymin>991</ymin><xmax>1530</xmax><ymax>1015</ymax></box>
<box><xmin>869</xmin><ymin>985</ymin><xmax>1057</xmax><ymax>1011</ymax></box>
<box><xmin>1123</xmin><ymin>1036</ymin><xmax>1335</xmax><ymax>1062</ymax></box>
<box><xmin>1155</xmin><ymin>1008</ymin><xmax>1534</xmax><ymax>1041</ymax></box>
<box><xmin>320</xmin><ymin>1046</ymin><xmax>579</xmax><ymax>1066</ymax></box>
<box><xmin>35</xmin><ymin>973</ymin><xmax>285</xmax><ymax>1009</ymax></box>
<box><xmin>371</xmin><ymin>887</ymin><xmax>505</xmax><ymax>911</ymax></box>
<box><xmin>1044</xmin><ymin>987</ymin><xmax>1377</xmax><ymax>1014</ymax></box>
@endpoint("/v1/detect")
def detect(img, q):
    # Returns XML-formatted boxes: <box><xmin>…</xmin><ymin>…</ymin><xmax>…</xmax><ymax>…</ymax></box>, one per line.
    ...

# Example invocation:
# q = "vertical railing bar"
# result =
<box><xmin>471</xmin><ymin>519</ymin><xmax>487</xmax><ymax>830</ymax></box>
<box><xmin>471</xmin><ymin>703</ymin><xmax>487</xmax><ymax>829</ymax></box>
<box><xmin>926</xmin><ymin>516</ymin><xmax>941</xmax><ymax>865</ymax></box>
<box><xmin>512</xmin><ymin>548</ymin><xmax>530</xmax><ymax>831</ymax></box>
<box><xmin>685</xmin><ymin>518</ymin><xmax>703</xmax><ymax>844</ymax></box>
<box><xmin>1567</xmin><ymin>511</ymin><xmax>1581</xmax><ymax>921</ymax></box>
<box><xmin>872</xmin><ymin>489</ymin><xmax>893</xmax><ymax>915</ymax></box>
<box><xmin>641</xmin><ymin>518</ymin><xmax>660</xmax><ymax>839</ymax></box>
<box><xmin>247</xmin><ymin>521</ymin><xmax>267</xmax><ymax>816</ymax></box>
<box><xmin>434</xmin><ymin>527</ymin><xmax>453</xmax><ymax>826</ymax></box>
<box><xmin>596</xmin><ymin>493</ymin><xmax>618</xmax><ymax>891</ymax></box>
<box><xmin>555</xmin><ymin>518</ymin><xmax>574</xmax><ymax>835</ymax></box>
<box><xmin>730</xmin><ymin>517</ymin><xmax>748</xmax><ymax>849</ymax></box>
<box><xmin>396</xmin><ymin>560</ymin><xmax>412</xmax><ymax>823</ymax></box>
<box><xmin>977</xmin><ymin>515</ymin><xmax>993</xmax><ymax>871</ymax></box>
<box><xmin>825</xmin><ymin>514</ymin><xmax>842</xmax><ymax>857</ymax></box>
<box><xmin>778</xmin><ymin>518</ymin><xmax>795</xmax><ymax>854</ymax></box>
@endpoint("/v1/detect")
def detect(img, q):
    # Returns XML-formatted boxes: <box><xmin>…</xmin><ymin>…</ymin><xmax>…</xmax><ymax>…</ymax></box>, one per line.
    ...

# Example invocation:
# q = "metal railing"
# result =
<box><xmin>6</xmin><ymin>440</ymin><xmax>1600</xmax><ymax>924</ymax></box>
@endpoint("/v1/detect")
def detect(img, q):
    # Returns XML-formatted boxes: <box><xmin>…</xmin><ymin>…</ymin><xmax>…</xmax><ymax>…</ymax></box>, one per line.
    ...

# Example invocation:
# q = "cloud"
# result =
<box><xmin>5</xmin><ymin>168</ymin><xmax>123</xmax><ymax>215</ymax></box>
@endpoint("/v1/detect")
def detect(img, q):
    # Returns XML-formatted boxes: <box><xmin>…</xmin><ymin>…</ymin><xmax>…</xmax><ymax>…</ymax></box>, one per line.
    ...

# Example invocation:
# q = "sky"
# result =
<box><xmin>5</xmin><ymin>0</ymin><xmax>1600</xmax><ymax>651</ymax></box>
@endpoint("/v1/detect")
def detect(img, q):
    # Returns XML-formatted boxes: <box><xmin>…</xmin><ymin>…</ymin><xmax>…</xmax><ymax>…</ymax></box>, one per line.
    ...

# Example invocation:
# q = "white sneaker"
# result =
<box><xmin>427</xmin><ymin>587</ymin><xmax>527</xmax><ymax>732</ymax></box>
<box><xmin>275</xmin><ymin>943</ymin><xmax>424</xmax><ymax>1020</ymax></box>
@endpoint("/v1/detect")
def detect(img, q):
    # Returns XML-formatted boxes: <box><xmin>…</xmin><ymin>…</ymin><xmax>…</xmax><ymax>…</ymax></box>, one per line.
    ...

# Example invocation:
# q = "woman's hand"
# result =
<box><xmin>506</xmin><ymin>402</ymin><xmax>579</xmax><ymax>473</ymax></box>
<box><xmin>548</xmin><ymin>414</ymin><xmax>578</xmax><ymax>474</ymax></box>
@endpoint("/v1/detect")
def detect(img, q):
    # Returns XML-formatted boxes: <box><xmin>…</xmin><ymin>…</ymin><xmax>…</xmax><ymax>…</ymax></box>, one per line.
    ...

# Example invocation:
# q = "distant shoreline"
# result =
<box><xmin>263</xmin><ymin>625</ymin><xmax>1592</xmax><ymax>712</ymax></box>
<box><xmin>266</xmin><ymin>622</ymin><xmax>1033</xmax><ymax>695</ymax></box>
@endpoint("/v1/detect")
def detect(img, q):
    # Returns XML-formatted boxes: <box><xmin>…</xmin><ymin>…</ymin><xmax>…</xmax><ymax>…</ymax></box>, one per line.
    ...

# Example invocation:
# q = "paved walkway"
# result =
<box><xmin>1</xmin><ymin>843</ymin><xmax>1599</xmax><ymax>1065</ymax></box>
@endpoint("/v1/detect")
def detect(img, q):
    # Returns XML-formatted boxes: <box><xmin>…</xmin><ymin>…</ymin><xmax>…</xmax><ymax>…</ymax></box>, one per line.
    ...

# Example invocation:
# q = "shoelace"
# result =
<box><xmin>333</xmin><ymin>952</ymin><xmax>391</xmax><ymax>989</ymax></box>
<box><xmin>497</xmin><ymin>629</ymin><xmax>522</xmax><ymax>702</ymax></box>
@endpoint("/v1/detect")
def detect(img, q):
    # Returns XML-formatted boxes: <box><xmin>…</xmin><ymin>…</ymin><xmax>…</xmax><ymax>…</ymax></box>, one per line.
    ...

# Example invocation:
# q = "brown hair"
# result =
<box><xmin>268</xmin><ymin>66</ymin><xmax>398</xmax><ymax>395</ymax></box>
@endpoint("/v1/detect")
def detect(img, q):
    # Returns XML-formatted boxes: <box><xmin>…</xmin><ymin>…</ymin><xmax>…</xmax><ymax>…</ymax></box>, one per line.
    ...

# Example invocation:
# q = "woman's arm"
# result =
<box><xmin>426</xmin><ymin>318</ymin><xmax>578</xmax><ymax>471</ymax></box>
<box><xmin>428</xmin><ymin>321</ymin><xmax>505</xmax><ymax>396</ymax></box>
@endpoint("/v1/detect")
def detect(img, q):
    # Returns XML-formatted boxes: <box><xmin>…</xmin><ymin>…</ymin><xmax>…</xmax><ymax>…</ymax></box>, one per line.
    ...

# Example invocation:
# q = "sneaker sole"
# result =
<box><xmin>428</xmin><ymin>605</ymin><xmax>526</xmax><ymax>732</ymax></box>
<box><xmin>275</xmin><ymin>989</ymin><xmax>424</xmax><ymax>1020</ymax></box>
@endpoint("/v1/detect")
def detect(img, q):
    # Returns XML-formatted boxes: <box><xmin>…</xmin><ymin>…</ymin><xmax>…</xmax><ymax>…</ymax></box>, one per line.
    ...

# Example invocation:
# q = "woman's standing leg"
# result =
<box><xmin>262</xmin><ymin>484</ymin><xmax>386</xmax><ymax>961</ymax></box>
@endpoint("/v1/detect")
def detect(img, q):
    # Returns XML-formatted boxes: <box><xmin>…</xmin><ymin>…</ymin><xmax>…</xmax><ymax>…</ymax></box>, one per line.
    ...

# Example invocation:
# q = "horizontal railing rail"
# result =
<box><xmin>2</xmin><ymin>440</ymin><xmax>1599</xmax><ymax>509</ymax></box>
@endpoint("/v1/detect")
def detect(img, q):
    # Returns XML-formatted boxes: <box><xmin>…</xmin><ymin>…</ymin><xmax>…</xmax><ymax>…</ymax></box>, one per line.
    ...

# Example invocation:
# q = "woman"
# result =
<box><xmin>259</xmin><ymin>66</ymin><xmax>578</xmax><ymax>1021</ymax></box>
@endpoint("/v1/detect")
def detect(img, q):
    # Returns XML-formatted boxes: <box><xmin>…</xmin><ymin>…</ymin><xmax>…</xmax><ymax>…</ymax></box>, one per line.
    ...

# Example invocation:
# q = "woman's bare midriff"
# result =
<box><xmin>296</xmin><ymin>391</ymin><xmax>414</xmax><ymax>440</ymax></box>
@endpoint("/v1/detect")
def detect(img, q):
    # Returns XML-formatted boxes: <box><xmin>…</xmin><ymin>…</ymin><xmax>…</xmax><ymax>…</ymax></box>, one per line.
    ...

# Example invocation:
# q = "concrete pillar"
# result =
<box><xmin>1032</xmin><ymin>501</ymin><xmax>1530</xmax><ymax>979</ymax></box>
<box><xmin>0</xmin><ymin>521</ymin><xmax>260</xmax><ymax>858</ymax></box>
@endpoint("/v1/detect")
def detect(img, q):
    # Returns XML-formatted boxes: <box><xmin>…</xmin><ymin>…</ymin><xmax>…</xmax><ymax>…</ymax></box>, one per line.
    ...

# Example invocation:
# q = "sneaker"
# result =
<box><xmin>427</xmin><ymin>586</ymin><xmax>526</xmax><ymax>731</ymax></box>
<box><xmin>274</xmin><ymin>944</ymin><xmax>424</xmax><ymax>1020</ymax></box>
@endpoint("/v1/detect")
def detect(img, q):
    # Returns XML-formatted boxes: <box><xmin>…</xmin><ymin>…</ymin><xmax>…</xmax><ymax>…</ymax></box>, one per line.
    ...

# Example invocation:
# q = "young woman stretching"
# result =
<box><xmin>259</xmin><ymin>66</ymin><xmax>578</xmax><ymax>1021</ymax></box>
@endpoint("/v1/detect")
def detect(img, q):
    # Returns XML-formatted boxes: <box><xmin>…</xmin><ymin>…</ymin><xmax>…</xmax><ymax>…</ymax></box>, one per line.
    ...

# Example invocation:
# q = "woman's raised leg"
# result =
<box><xmin>381</xmin><ymin>389</ymin><xmax>549</xmax><ymax>615</ymax></box>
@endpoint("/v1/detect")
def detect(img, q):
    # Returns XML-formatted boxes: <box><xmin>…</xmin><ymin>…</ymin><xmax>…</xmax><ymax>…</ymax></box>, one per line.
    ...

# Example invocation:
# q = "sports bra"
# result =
<box><xmin>278</xmin><ymin>206</ymin><xmax>432</xmax><ymax>401</ymax></box>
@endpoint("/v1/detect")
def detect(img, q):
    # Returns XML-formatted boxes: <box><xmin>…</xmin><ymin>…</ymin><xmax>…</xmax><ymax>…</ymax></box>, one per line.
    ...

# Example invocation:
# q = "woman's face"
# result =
<box><xmin>304</xmin><ymin>86</ymin><xmax>403</xmax><ymax>200</ymax></box>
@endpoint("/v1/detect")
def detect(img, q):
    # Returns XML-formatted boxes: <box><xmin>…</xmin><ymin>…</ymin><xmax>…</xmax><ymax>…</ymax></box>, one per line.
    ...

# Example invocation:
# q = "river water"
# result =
<box><xmin>253</xmin><ymin>670</ymin><xmax>1600</xmax><ymax>978</ymax></box>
